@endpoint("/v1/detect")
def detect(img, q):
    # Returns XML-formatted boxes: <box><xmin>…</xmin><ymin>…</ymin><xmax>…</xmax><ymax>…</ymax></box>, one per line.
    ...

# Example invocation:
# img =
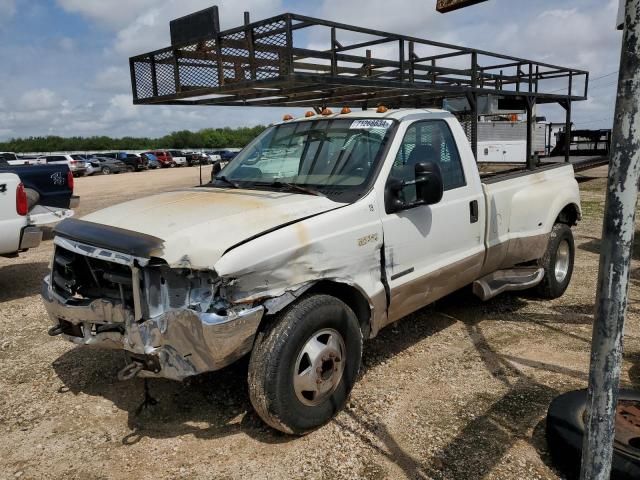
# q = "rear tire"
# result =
<box><xmin>536</xmin><ymin>223</ymin><xmax>575</xmax><ymax>299</ymax></box>
<box><xmin>248</xmin><ymin>294</ymin><xmax>363</xmax><ymax>435</ymax></box>
<box><xmin>101</xmin><ymin>166</ymin><xmax>111</xmax><ymax>175</ymax></box>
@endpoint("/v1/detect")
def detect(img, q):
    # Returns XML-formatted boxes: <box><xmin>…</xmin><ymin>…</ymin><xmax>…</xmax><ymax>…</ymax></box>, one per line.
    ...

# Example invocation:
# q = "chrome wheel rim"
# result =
<box><xmin>555</xmin><ymin>240</ymin><xmax>571</xmax><ymax>283</ymax></box>
<box><xmin>294</xmin><ymin>328</ymin><xmax>346</xmax><ymax>407</ymax></box>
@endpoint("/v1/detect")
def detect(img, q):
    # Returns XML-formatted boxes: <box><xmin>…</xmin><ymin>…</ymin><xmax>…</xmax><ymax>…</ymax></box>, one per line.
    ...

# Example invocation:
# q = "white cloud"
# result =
<box><xmin>93</xmin><ymin>66</ymin><xmax>131</xmax><ymax>93</ymax></box>
<box><xmin>102</xmin><ymin>94</ymin><xmax>139</xmax><ymax>122</ymax></box>
<box><xmin>17</xmin><ymin>89</ymin><xmax>61</xmax><ymax>112</ymax></box>
<box><xmin>55</xmin><ymin>0</ymin><xmax>157</xmax><ymax>28</ymax></box>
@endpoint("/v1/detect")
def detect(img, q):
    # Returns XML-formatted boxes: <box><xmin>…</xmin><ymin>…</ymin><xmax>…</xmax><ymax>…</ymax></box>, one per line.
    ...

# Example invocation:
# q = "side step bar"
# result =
<box><xmin>472</xmin><ymin>267</ymin><xmax>545</xmax><ymax>301</ymax></box>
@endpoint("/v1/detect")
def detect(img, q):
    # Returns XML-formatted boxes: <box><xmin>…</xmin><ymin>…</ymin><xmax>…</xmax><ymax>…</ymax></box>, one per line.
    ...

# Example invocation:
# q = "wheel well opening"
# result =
<box><xmin>307</xmin><ymin>281</ymin><xmax>372</xmax><ymax>338</ymax></box>
<box><xmin>556</xmin><ymin>203</ymin><xmax>581</xmax><ymax>226</ymax></box>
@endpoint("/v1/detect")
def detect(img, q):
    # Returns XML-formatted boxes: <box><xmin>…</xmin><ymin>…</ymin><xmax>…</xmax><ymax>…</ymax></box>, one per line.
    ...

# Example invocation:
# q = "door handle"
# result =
<box><xmin>469</xmin><ymin>200</ymin><xmax>479</xmax><ymax>223</ymax></box>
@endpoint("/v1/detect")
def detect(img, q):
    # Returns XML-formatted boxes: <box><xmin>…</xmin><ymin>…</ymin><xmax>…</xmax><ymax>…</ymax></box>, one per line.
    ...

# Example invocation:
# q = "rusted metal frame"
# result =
<box><xmin>409</xmin><ymin>42</ymin><xmax>416</xmax><ymax>82</ymax></box>
<box><xmin>581</xmin><ymin>2</ymin><xmax>640</xmax><ymax>478</ymax></box>
<box><xmin>537</xmin><ymin>71</ymin><xmax>581</xmax><ymax>80</ymax></box>
<box><xmin>283</xmin><ymin>14</ymin><xmax>294</xmax><ymax>76</ymax></box>
<box><xmin>149</xmin><ymin>55</ymin><xmax>158</xmax><ymax>97</ymax></box>
<box><xmin>172</xmin><ymin>49</ymin><xmax>181</xmax><ymax>93</ymax></box>
<box><xmin>565</xmin><ymin>72</ymin><xmax>573</xmax><ymax>163</ymax></box>
<box><xmin>399</xmin><ymin>40</ymin><xmax>405</xmax><ymax>81</ymax></box>
<box><xmin>135</xmin><ymin>10</ymin><xmax>588</xmax><ymax>76</ymax></box>
<box><xmin>333</xmin><ymin>36</ymin><xmax>395</xmax><ymax>53</ymax></box>
<box><xmin>245</xmin><ymin>86</ymin><xmax>428</xmax><ymax>107</ymax></box>
<box><xmin>413</xmin><ymin>50</ymin><xmax>468</xmax><ymax>63</ymax></box>
<box><xmin>469</xmin><ymin>52</ymin><xmax>479</xmax><ymax>160</ymax></box>
<box><xmin>330</xmin><ymin>27</ymin><xmax>338</xmax><ymax>77</ymax></box>
<box><xmin>287</xmin><ymin>12</ymin><xmax>585</xmax><ymax>73</ymax></box>
<box><xmin>244</xmin><ymin>12</ymin><xmax>257</xmax><ymax>81</ymax></box>
<box><xmin>133</xmin><ymin>80</ymin><xmax>586</xmax><ymax>105</ymax></box>
<box><xmin>177</xmin><ymin>50</ymin><xmax>279</xmax><ymax>69</ymax></box>
<box><xmin>525</xmin><ymin>96</ymin><xmax>536</xmax><ymax>170</ymax></box>
<box><xmin>133</xmin><ymin>77</ymin><xmax>286</xmax><ymax>104</ymax></box>
<box><xmin>584</xmin><ymin>71</ymin><xmax>590</xmax><ymax>98</ymax></box>
<box><xmin>131</xmin><ymin>13</ymin><xmax>588</xmax><ymax>105</ymax></box>
<box><xmin>480</xmin><ymin>60</ymin><xmax>522</xmax><ymax>71</ymax></box>
<box><xmin>129</xmin><ymin>58</ymin><xmax>139</xmax><ymax>101</ymax></box>
<box><xmin>180</xmin><ymin>83</ymin><xmax>322</xmax><ymax>105</ymax></box>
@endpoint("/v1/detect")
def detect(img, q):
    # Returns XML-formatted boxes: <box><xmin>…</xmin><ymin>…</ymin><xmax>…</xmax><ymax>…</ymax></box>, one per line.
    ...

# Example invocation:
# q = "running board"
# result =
<box><xmin>472</xmin><ymin>267</ymin><xmax>545</xmax><ymax>301</ymax></box>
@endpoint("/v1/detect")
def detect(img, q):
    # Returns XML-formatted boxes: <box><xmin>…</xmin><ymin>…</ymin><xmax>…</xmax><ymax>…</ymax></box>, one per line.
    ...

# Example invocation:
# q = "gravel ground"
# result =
<box><xmin>1</xmin><ymin>165</ymin><xmax>638</xmax><ymax>480</ymax></box>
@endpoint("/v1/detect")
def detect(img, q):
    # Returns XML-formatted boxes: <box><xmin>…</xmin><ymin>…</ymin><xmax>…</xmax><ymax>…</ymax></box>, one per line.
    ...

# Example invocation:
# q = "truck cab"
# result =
<box><xmin>42</xmin><ymin>108</ymin><xmax>580</xmax><ymax>434</ymax></box>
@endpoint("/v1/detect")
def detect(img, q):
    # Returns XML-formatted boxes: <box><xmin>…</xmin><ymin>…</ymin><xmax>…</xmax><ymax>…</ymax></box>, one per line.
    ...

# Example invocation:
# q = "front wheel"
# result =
<box><xmin>101</xmin><ymin>166</ymin><xmax>111</xmax><ymax>175</ymax></box>
<box><xmin>248</xmin><ymin>294</ymin><xmax>363</xmax><ymax>435</ymax></box>
<box><xmin>536</xmin><ymin>223</ymin><xmax>575</xmax><ymax>299</ymax></box>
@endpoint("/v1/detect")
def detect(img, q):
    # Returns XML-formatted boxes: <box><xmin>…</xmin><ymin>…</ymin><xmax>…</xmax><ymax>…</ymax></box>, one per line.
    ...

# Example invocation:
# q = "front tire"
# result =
<box><xmin>248</xmin><ymin>294</ymin><xmax>363</xmax><ymax>435</ymax></box>
<box><xmin>536</xmin><ymin>223</ymin><xmax>575</xmax><ymax>299</ymax></box>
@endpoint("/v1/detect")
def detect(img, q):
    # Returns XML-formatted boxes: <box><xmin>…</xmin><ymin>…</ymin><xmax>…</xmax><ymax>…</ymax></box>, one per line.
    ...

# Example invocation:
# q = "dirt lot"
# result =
<box><xmin>1</xmin><ymin>165</ymin><xmax>638</xmax><ymax>480</ymax></box>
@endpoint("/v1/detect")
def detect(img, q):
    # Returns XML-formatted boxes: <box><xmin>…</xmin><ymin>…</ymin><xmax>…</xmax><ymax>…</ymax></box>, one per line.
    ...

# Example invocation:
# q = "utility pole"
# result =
<box><xmin>580</xmin><ymin>1</ymin><xmax>640</xmax><ymax>478</ymax></box>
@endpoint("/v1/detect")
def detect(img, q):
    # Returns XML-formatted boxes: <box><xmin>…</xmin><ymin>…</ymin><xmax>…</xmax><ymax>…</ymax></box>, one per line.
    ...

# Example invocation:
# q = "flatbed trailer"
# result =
<box><xmin>128</xmin><ymin>6</ymin><xmax>588</xmax><ymax>172</ymax></box>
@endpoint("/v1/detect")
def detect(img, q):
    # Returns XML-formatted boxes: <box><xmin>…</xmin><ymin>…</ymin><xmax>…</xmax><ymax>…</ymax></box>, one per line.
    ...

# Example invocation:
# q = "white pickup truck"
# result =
<box><xmin>42</xmin><ymin>109</ymin><xmax>580</xmax><ymax>434</ymax></box>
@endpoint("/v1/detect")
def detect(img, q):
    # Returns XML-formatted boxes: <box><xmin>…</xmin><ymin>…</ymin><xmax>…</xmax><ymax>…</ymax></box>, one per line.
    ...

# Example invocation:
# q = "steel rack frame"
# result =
<box><xmin>129</xmin><ymin>6</ymin><xmax>589</xmax><ymax>168</ymax></box>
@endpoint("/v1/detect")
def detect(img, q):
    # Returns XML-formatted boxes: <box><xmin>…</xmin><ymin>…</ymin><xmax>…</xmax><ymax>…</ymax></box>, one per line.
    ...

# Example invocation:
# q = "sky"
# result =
<box><xmin>0</xmin><ymin>0</ymin><xmax>624</xmax><ymax>140</ymax></box>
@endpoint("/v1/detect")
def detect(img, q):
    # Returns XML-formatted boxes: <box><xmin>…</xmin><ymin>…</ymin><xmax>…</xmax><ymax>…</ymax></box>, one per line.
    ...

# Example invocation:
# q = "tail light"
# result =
<box><xmin>16</xmin><ymin>183</ymin><xmax>28</xmax><ymax>216</ymax></box>
<box><xmin>67</xmin><ymin>170</ymin><xmax>74</xmax><ymax>192</ymax></box>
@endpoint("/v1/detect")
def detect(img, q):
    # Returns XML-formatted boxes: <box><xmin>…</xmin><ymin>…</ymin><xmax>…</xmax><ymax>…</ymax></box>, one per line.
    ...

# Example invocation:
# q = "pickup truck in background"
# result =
<box><xmin>1</xmin><ymin>152</ymin><xmax>44</xmax><ymax>166</ymax></box>
<box><xmin>42</xmin><ymin>109</ymin><xmax>580</xmax><ymax>434</ymax></box>
<box><xmin>1</xmin><ymin>160</ymin><xmax>77</xmax><ymax>257</ymax></box>
<box><xmin>168</xmin><ymin>150</ymin><xmax>188</xmax><ymax>167</ymax></box>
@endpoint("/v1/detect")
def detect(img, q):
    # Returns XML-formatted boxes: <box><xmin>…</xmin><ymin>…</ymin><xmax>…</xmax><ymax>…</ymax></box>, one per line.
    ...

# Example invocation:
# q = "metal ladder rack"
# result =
<box><xmin>129</xmin><ymin>6</ymin><xmax>589</xmax><ymax>168</ymax></box>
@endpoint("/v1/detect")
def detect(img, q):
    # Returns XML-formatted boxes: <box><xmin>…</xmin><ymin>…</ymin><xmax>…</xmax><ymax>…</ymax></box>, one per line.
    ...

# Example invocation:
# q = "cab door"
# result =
<box><xmin>379</xmin><ymin>119</ymin><xmax>485</xmax><ymax>323</ymax></box>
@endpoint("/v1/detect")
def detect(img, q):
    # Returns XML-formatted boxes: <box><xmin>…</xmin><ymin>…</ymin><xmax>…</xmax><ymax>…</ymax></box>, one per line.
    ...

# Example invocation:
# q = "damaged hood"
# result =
<box><xmin>78</xmin><ymin>188</ymin><xmax>343</xmax><ymax>267</ymax></box>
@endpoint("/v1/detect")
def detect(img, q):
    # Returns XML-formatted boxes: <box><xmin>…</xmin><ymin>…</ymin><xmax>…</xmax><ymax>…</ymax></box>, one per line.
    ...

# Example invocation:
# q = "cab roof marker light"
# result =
<box><xmin>282</xmin><ymin>114</ymin><xmax>294</xmax><ymax>121</ymax></box>
<box><xmin>376</xmin><ymin>105</ymin><xmax>388</xmax><ymax>113</ymax></box>
<box><xmin>321</xmin><ymin>108</ymin><xmax>333</xmax><ymax>116</ymax></box>
<box><xmin>305</xmin><ymin>111</ymin><xmax>315</xmax><ymax>117</ymax></box>
<box><xmin>340</xmin><ymin>106</ymin><xmax>352</xmax><ymax>114</ymax></box>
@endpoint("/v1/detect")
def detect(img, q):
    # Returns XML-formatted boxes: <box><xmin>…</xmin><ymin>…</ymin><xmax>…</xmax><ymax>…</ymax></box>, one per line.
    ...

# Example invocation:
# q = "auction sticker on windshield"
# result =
<box><xmin>350</xmin><ymin>119</ymin><xmax>393</xmax><ymax>130</ymax></box>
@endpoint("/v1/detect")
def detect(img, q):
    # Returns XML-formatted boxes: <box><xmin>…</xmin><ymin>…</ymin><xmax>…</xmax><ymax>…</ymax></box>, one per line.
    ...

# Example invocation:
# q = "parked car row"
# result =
<box><xmin>0</xmin><ymin>149</ymin><xmax>238</xmax><ymax>176</ymax></box>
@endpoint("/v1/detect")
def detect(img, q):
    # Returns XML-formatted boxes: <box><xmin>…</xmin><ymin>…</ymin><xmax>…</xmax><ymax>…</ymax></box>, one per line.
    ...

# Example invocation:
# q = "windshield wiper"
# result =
<box><xmin>215</xmin><ymin>175</ymin><xmax>240</xmax><ymax>189</ymax></box>
<box><xmin>270</xmin><ymin>180</ymin><xmax>325</xmax><ymax>197</ymax></box>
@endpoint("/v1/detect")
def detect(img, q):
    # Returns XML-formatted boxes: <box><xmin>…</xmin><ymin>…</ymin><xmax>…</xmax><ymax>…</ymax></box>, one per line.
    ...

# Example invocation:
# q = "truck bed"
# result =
<box><xmin>480</xmin><ymin>163</ymin><xmax>580</xmax><ymax>275</ymax></box>
<box><xmin>0</xmin><ymin>163</ymin><xmax>76</xmax><ymax>209</ymax></box>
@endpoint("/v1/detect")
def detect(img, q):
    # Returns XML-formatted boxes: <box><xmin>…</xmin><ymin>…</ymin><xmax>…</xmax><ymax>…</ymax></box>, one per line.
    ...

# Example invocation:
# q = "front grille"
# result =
<box><xmin>52</xmin><ymin>245</ymin><xmax>135</xmax><ymax>309</ymax></box>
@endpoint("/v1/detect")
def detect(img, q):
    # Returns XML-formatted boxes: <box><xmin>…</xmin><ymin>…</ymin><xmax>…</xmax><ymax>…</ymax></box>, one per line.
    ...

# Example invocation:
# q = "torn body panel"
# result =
<box><xmin>214</xmin><ymin>196</ymin><xmax>388</xmax><ymax>335</ymax></box>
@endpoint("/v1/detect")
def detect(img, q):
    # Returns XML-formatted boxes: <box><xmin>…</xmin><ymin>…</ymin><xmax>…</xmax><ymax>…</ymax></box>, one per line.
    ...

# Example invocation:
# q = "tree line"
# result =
<box><xmin>0</xmin><ymin>126</ymin><xmax>268</xmax><ymax>153</ymax></box>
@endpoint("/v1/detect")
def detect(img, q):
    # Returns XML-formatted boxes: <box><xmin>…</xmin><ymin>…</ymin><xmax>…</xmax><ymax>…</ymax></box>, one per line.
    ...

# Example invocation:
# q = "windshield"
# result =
<box><xmin>216</xmin><ymin>118</ymin><xmax>396</xmax><ymax>201</ymax></box>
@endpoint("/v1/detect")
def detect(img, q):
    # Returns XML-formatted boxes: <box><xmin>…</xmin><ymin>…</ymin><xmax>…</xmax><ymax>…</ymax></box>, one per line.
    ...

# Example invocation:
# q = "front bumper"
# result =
<box><xmin>41</xmin><ymin>274</ymin><xmax>264</xmax><ymax>381</ymax></box>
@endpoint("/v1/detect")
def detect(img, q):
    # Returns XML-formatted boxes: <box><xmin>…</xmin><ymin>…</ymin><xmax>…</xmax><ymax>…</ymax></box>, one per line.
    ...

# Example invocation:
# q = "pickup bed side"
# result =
<box><xmin>480</xmin><ymin>164</ymin><xmax>581</xmax><ymax>276</ymax></box>
<box><xmin>0</xmin><ymin>162</ymin><xmax>77</xmax><ymax>209</ymax></box>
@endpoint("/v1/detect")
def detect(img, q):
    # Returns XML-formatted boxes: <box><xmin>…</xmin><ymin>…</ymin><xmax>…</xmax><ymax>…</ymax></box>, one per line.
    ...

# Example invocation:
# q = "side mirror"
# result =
<box><xmin>385</xmin><ymin>161</ymin><xmax>444</xmax><ymax>213</ymax></box>
<box><xmin>414</xmin><ymin>161</ymin><xmax>444</xmax><ymax>205</ymax></box>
